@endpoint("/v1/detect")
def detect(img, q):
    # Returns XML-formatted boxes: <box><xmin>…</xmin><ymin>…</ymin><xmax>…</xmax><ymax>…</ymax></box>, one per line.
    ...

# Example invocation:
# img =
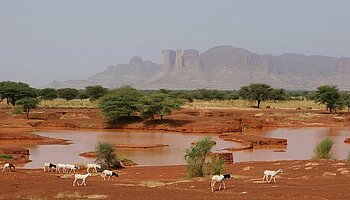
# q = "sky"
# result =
<box><xmin>1</xmin><ymin>0</ymin><xmax>350</xmax><ymax>87</ymax></box>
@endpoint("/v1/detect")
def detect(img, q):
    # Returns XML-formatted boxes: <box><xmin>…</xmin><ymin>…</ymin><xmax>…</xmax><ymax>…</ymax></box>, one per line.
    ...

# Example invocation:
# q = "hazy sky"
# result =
<box><xmin>1</xmin><ymin>0</ymin><xmax>350</xmax><ymax>87</ymax></box>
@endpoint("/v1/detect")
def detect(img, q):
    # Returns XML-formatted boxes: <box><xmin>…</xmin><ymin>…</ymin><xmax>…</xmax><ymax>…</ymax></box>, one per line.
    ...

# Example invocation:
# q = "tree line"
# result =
<box><xmin>1</xmin><ymin>81</ymin><xmax>350</xmax><ymax>120</ymax></box>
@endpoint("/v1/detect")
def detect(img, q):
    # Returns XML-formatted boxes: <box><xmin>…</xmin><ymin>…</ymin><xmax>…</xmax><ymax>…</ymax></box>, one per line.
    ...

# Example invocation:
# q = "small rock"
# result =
<box><xmin>304</xmin><ymin>162</ymin><xmax>319</xmax><ymax>167</ymax></box>
<box><xmin>340</xmin><ymin>170</ymin><xmax>350</xmax><ymax>175</ymax></box>
<box><xmin>273</xmin><ymin>162</ymin><xmax>282</xmax><ymax>165</ymax></box>
<box><xmin>189</xmin><ymin>185</ymin><xmax>195</xmax><ymax>188</ymax></box>
<box><xmin>336</xmin><ymin>168</ymin><xmax>348</xmax><ymax>172</ymax></box>
<box><xmin>240</xmin><ymin>192</ymin><xmax>247</xmax><ymax>195</ymax></box>
<box><xmin>332</xmin><ymin>163</ymin><xmax>346</xmax><ymax>167</ymax></box>
<box><xmin>305</xmin><ymin>167</ymin><xmax>313</xmax><ymax>170</ymax></box>
<box><xmin>254</xmin><ymin>113</ymin><xmax>264</xmax><ymax>117</ymax></box>
<box><xmin>243</xmin><ymin>166</ymin><xmax>253</xmax><ymax>171</ymax></box>
<box><xmin>323</xmin><ymin>172</ymin><xmax>336</xmax><ymax>176</ymax></box>
<box><xmin>292</xmin><ymin>168</ymin><xmax>300</xmax><ymax>170</ymax></box>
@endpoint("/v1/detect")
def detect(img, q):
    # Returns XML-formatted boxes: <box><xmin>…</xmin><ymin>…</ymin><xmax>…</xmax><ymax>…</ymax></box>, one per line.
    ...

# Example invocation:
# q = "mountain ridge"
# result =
<box><xmin>44</xmin><ymin>46</ymin><xmax>350</xmax><ymax>90</ymax></box>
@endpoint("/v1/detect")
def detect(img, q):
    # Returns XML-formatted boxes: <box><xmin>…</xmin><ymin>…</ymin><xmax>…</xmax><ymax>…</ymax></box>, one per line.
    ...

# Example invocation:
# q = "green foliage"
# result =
<box><xmin>99</xmin><ymin>86</ymin><xmax>141</xmax><ymax>123</ymax></box>
<box><xmin>270</xmin><ymin>88</ymin><xmax>287</xmax><ymax>102</ymax></box>
<box><xmin>16</xmin><ymin>97</ymin><xmax>40</xmax><ymax>119</ymax></box>
<box><xmin>347</xmin><ymin>152</ymin><xmax>350</xmax><ymax>161</ymax></box>
<box><xmin>58</xmin><ymin>88</ymin><xmax>79</xmax><ymax>101</ymax></box>
<box><xmin>95</xmin><ymin>142</ymin><xmax>123</xmax><ymax>169</ymax></box>
<box><xmin>11</xmin><ymin>106</ymin><xmax>23</xmax><ymax>114</ymax></box>
<box><xmin>313</xmin><ymin>138</ymin><xmax>334</xmax><ymax>159</ymax></box>
<box><xmin>140</xmin><ymin>92</ymin><xmax>183</xmax><ymax>120</ymax></box>
<box><xmin>210</xmin><ymin>156</ymin><xmax>225</xmax><ymax>175</ymax></box>
<box><xmin>85</xmin><ymin>85</ymin><xmax>108</xmax><ymax>101</ymax></box>
<box><xmin>238</xmin><ymin>83</ymin><xmax>273</xmax><ymax>108</ymax></box>
<box><xmin>313</xmin><ymin>85</ymin><xmax>341</xmax><ymax>113</ymax></box>
<box><xmin>39</xmin><ymin>88</ymin><xmax>58</xmax><ymax>100</ymax></box>
<box><xmin>77</xmin><ymin>89</ymin><xmax>89</xmax><ymax>100</ymax></box>
<box><xmin>0</xmin><ymin>81</ymin><xmax>37</xmax><ymax>106</ymax></box>
<box><xmin>185</xmin><ymin>137</ymin><xmax>215</xmax><ymax>177</ymax></box>
<box><xmin>0</xmin><ymin>154</ymin><xmax>14</xmax><ymax>159</ymax></box>
<box><xmin>341</xmin><ymin>92</ymin><xmax>350</xmax><ymax>112</ymax></box>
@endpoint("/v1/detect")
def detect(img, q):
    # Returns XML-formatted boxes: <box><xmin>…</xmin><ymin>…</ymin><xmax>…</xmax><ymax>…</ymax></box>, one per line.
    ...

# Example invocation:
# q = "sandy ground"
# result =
<box><xmin>1</xmin><ymin>160</ymin><xmax>350</xmax><ymax>200</ymax></box>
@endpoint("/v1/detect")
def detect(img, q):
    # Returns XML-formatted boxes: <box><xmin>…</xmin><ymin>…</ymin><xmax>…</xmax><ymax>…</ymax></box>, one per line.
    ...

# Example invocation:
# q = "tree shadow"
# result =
<box><xmin>144</xmin><ymin>119</ymin><xmax>191</xmax><ymax>127</ymax></box>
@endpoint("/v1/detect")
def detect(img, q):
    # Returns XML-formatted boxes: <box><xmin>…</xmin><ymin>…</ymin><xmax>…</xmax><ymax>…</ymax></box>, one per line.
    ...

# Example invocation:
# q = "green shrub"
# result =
<box><xmin>11</xmin><ymin>106</ymin><xmax>23</xmax><ymax>114</ymax></box>
<box><xmin>313</xmin><ymin>138</ymin><xmax>334</xmax><ymax>159</ymax></box>
<box><xmin>210</xmin><ymin>156</ymin><xmax>225</xmax><ymax>175</ymax></box>
<box><xmin>347</xmin><ymin>152</ymin><xmax>350</xmax><ymax>161</ymax></box>
<box><xmin>185</xmin><ymin>137</ymin><xmax>220</xmax><ymax>178</ymax></box>
<box><xmin>95</xmin><ymin>142</ymin><xmax>123</xmax><ymax>169</ymax></box>
<box><xmin>0</xmin><ymin>154</ymin><xmax>13</xmax><ymax>159</ymax></box>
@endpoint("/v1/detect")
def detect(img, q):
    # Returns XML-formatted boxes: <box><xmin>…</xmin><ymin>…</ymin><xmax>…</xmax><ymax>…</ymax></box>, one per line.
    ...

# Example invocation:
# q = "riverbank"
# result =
<box><xmin>1</xmin><ymin>108</ymin><xmax>349</xmax><ymax>165</ymax></box>
<box><xmin>1</xmin><ymin>160</ymin><xmax>350</xmax><ymax>200</ymax></box>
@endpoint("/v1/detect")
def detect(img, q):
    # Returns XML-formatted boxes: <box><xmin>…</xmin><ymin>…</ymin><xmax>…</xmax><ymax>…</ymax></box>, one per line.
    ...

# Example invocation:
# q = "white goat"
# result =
<box><xmin>73</xmin><ymin>173</ymin><xmax>91</xmax><ymax>186</ymax></box>
<box><xmin>2</xmin><ymin>162</ymin><xmax>15</xmax><ymax>172</ymax></box>
<box><xmin>66</xmin><ymin>164</ymin><xmax>79</xmax><ymax>174</ymax></box>
<box><xmin>43</xmin><ymin>163</ymin><xmax>56</xmax><ymax>172</ymax></box>
<box><xmin>101</xmin><ymin>170</ymin><xmax>119</xmax><ymax>181</ymax></box>
<box><xmin>56</xmin><ymin>163</ymin><xmax>67</xmax><ymax>173</ymax></box>
<box><xmin>262</xmin><ymin>169</ymin><xmax>283</xmax><ymax>183</ymax></box>
<box><xmin>211</xmin><ymin>174</ymin><xmax>233</xmax><ymax>192</ymax></box>
<box><xmin>86</xmin><ymin>164</ymin><xmax>101</xmax><ymax>173</ymax></box>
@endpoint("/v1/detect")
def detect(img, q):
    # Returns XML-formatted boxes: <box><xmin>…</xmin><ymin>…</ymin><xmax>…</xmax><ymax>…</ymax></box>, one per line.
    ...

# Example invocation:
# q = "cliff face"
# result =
<box><xmin>45</xmin><ymin>46</ymin><xmax>350</xmax><ymax>90</ymax></box>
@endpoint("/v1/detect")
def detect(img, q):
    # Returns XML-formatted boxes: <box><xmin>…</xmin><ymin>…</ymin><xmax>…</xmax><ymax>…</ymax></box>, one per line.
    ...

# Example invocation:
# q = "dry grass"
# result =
<box><xmin>0</xmin><ymin>101</ymin><xmax>11</xmax><ymax>109</ymax></box>
<box><xmin>183</xmin><ymin>99</ymin><xmax>326</xmax><ymax>110</ymax></box>
<box><xmin>54</xmin><ymin>192</ymin><xmax>108</xmax><ymax>199</ymax></box>
<box><xmin>138</xmin><ymin>180</ymin><xmax>166</xmax><ymax>187</ymax></box>
<box><xmin>39</xmin><ymin>99</ymin><xmax>97</xmax><ymax>108</ymax></box>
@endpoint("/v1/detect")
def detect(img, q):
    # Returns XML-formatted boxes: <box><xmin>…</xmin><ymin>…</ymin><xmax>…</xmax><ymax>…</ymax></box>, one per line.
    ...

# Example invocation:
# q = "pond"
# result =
<box><xmin>22</xmin><ymin>127</ymin><xmax>350</xmax><ymax>168</ymax></box>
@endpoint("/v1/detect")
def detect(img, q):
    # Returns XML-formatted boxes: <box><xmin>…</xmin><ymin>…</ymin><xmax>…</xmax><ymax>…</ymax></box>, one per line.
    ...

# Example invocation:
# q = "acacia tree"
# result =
<box><xmin>342</xmin><ymin>92</ymin><xmax>350</xmax><ymax>112</ymax></box>
<box><xmin>99</xmin><ymin>85</ymin><xmax>141</xmax><ymax>123</ymax></box>
<box><xmin>85</xmin><ymin>85</ymin><xmax>108</xmax><ymax>101</ymax></box>
<box><xmin>313</xmin><ymin>85</ymin><xmax>342</xmax><ymax>113</ymax></box>
<box><xmin>17</xmin><ymin>97</ymin><xmax>40</xmax><ymax>119</ymax></box>
<box><xmin>238</xmin><ymin>83</ymin><xmax>273</xmax><ymax>108</ymax></box>
<box><xmin>0</xmin><ymin>81</ymin><xmax>37</xmax><ymax>106</ymax></box>
<box><xmin>270</xmin><ymin>88</ymin><xmax>286</xmax><ymax>102</ymax></box>
<box><xmin>39</xmin><ymin>88</ymin><xmax>58</xmax><ymax>100</ymax></box>
<box><xmin>140</xmin><ymin>92</ymin><xmax>183</xmax><ymax>120</ymax></box>
<box><xmin>58</xmin><ymin>88</ymin><xmax>79</xmax><ymax>101</ymax></box>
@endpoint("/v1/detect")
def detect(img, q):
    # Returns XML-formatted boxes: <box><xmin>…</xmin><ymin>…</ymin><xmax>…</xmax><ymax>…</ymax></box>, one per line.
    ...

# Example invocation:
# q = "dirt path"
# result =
<box><xmin>1</xmin><ymin>160</ymin><xmax>350</xmax><ymax>200</ymax></box>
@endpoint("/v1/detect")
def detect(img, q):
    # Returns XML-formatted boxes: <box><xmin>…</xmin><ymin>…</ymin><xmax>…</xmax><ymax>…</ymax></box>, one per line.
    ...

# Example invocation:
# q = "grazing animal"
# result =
<box><xmin>43</xmin><ymin>163</ymin><xmax>56</xmax><ymax>172</ymax></box>
<box><xmin>262</xmin><ymin>169</ymin><xmax>283</xmax><ymax>183</ymax></box>
<box><xmin>73</xmin><ymin>173</ymin><xmax>91</xmax><ymax>186</ymax></box>
<box><xmin>65</xmin><ymin>164</ymin><xmax>79</xmax><ymax>174</ymax></box>
<box><xmin>2</xmin><ymin>162</ymin><xmax>15</xmax><ymax>172</ymax></box>
<box><xmin>101</xmin><ymin>170</ymin><xmax>119</xmax><ymax>181</ymax></box>
<box><xmin>56</xmin><ymin>163</ymin><xmax>67</xmax><ymax>173</ymax></box>
<box><xmin>211</xmin><ymin>174</ymin><xmax>233</xmax><ymax>192</ymax></box>
<box><xmin>86</xmin><ymin>163</ymin><xmax>101</xmax><ymax>173</ymax></box>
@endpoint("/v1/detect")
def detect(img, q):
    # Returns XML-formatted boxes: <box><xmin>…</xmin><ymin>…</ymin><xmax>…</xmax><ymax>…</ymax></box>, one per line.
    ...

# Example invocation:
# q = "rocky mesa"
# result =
<box><xmin>46</xmin><ymin>46</ymin><xmax>350</xmax><ymax>90</ymax></box>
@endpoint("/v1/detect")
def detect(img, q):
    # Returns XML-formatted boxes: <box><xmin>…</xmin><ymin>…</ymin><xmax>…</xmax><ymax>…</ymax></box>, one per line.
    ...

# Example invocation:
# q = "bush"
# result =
<box><xmin>0</xmin><ymin>154</ymin><xmax>13</xmax><ymax>159</ymax></box>
<box><xmin>185</xmin><ymin>137</ymin><xmax>219</xmax><ymax>177</ymax></box>
<box><xmin>95</xmin><ymin>142</ymin><xmax>123</xmax><ymax>169</ymax></box>
<box><xmin>210</xmin><ymin>156</ymin><xmax>225</xmax><ymax>175</ymax></box>
<box><xmin>347</xmin><ymin>152</ymin><xmax>350</xmax><ymax>161</ymax></box>
<box><xmin>11</xmin><ymin>106</ymin><xmax>23</xmax><ymax>114</ymax></box>
<box><xmin>313</xmin><ymin>138</ymin><xmax>334</xmax><ymax>159</ymax></box>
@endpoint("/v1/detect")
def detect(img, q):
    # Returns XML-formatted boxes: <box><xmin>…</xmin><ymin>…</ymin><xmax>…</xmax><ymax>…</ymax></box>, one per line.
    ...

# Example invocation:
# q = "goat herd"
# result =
<box><xmin>3</xmin><ymin>161</ymin><xmax>283</xmax><ymax>192</ymax></box>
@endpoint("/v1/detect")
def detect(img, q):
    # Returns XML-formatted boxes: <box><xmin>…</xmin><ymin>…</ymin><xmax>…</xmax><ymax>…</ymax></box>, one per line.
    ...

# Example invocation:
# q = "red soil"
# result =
<box><xmin>1</xmin><ymin>160</ymin><xmax>350</xmax><ymax>200</ymax></box>
<box><xmin>1</xmin><ymin>107</ymin><xmax>350</xmax><ymax>199</ymax></box>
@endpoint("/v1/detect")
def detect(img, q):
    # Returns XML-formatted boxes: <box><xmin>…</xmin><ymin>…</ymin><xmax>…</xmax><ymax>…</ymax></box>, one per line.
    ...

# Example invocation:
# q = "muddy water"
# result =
<box><xmin>23</xmin><ymin>128</ymin><xmax>350</xmax><ymax>168</ymax></box>
<box><xmin>234</xmin><ymin>127</ymin><xmax>350</xmax><ymax>162</ymax></box>
<box><xmin>23</xmin><ymin>130</ymin><xmax>236</xmax><ymax>168</ymax></box>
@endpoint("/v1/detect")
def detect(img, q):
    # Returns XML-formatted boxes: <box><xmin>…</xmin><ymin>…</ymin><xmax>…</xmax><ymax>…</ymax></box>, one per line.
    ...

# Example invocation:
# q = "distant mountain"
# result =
<box><xmin>45</xmin><ymin>46</ymin><xmax>350</xmax><ymax>90</ymax></box>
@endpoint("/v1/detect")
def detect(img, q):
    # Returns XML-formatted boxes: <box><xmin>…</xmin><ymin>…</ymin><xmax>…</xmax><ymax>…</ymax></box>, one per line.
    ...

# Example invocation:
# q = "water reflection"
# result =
<box><xmin>22</xmin><ymin>128</ymin><xmax>350</xmax><ymax>168</ymax></box>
